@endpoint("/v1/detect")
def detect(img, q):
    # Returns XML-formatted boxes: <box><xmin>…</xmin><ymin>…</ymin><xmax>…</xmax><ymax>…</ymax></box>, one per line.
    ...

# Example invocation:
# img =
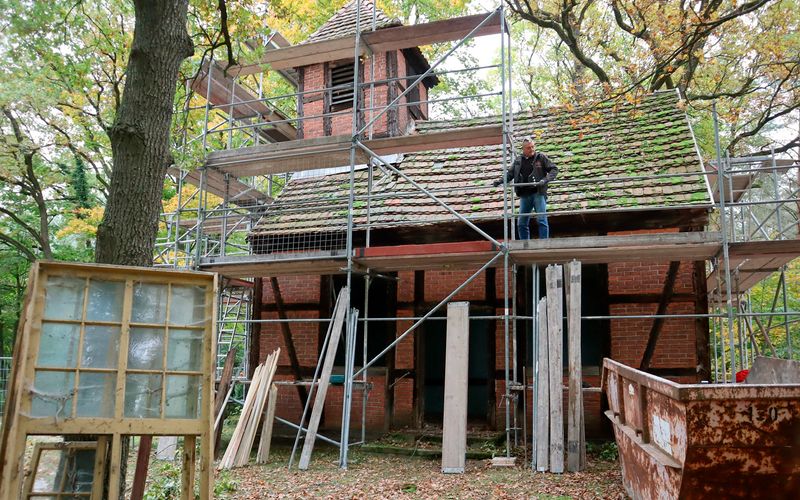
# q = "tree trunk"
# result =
<box><xmin>91</xmin><ymin>1</ymin><xmax>193</xmax><ymax>496</ymax></box>
<box><xmin>95</xmin><ymin>0</ymin><xmax>193</xmax><ymax>266</ymax></box>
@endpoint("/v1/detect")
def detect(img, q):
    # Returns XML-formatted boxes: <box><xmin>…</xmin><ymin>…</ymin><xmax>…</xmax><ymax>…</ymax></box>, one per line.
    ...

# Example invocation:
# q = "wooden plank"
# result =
<box><xmin>355</xmin><ymin>240</ymin><xmax>496</xmax><ymax>258</ymax></box>
<box><xmin>565</xmin><ymin>261</ymin><xmax>584</xmax><ymax>472</ymax></box>
<box><xmin>228</xmin><ymin>12</ymin><xmax>503</xmax><ymax>74</ymax></box>
<box><xmin>219</xmin><ymin>364</ymin><xmax>264</xmax><ymax>468</ymax></box>
<box><xmin>441</xmin><ymin>302</ymin><xmax>470</xmax><ymax>474</ymax></box>
<box><xmin>167</xmin><ymin>166</ymin><xmax>271</xmax><ymax>206</ymax></box>
<box><xmin>192</xmin><ymin>61</ymin><xmax>296</xmax><ymax>142</ymax></box>
<box><xmin>298</xmin><ymin>287</ymin><xmax>350</xmax><ymax>470</ymax></box>
<box><xmin>535</xmin><ymin>297</ymin><xmax>549</xmax><ymax>472</ymax></box>
<box><xmin>234</xmin><ymin>350</ymin><xmax>280</xmax><ymax>467</ymax></box>
<box><xmin>207</xmin><ymin>125</ymin><xmax>501</xmax><ymax>177</ymax></box>
<box><xmin>130</xmin><ymin>436</ymin><xmax>153</xmax><ymax>500</ymax></box>
<box><xmin>91</xmin><ymin>437</ymin><xmax>109</xmax><ymax>500</ymax></box>
<box><xmin>256</xmin><ymin>385</ymin><xmax>279</xmax><ymax>463</ymax></box>
<box><xmin>546</xmin><ymin>264</ymin><xmax>564</xmax><ymax>474</ymax></box>
<box><xmin>181</xmin><ymin>435</ymin><xmax>197</xmax><ymax>500</ymax></box>
<box><xmin>214</xmin><ymin>348</ymin><xmax>237</xmax><ymax>458</ymax></box>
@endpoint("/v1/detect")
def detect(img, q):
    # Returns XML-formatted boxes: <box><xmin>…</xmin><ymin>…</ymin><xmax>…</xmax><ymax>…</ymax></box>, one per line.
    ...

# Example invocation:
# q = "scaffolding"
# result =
<box><xmin>157</xmin><ymin>0</ymin><xmax>800</xmax><ymax>471</ymax></box>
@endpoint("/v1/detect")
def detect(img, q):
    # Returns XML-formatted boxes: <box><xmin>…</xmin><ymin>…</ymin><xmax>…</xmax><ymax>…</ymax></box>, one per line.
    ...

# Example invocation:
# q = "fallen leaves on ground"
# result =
<box><xmin>220</xmin><ymin>445</ymin><xmax>625</xmax><ymax>499</ymax></box>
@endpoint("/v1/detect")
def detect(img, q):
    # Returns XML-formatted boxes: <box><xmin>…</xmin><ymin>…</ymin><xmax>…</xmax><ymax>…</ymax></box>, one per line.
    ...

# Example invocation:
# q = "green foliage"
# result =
<box><xmin>587</xmin><ymin>441</ymin><xmax>619</xmax><ymax>462</ymax></box>
<box><xmin>142</xmin><ymin>460</ymin><xmax>237</xmax><ymax>499</ymax></box>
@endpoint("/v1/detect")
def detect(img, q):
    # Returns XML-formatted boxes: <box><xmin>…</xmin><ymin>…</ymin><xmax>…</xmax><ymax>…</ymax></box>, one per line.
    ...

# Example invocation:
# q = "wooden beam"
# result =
<box><xmin>130</xmin><ymin>437</ymin><xmax>153</xmax><ymax>500</ymax></box>
<box><xmin>167</xmin><ymin>166</ymin><xmax>271</xmax><ymax>207</ymax></box>
<box><xmin>256</xmin><ymin>385</ymin><xmax>279</xmax><ymax>463</ymax></box>
<box><xmin>228</xmin><ymin>13</ymin><xmax>503</xmax><ymax>74</ymax></box>
<box><xmin>565</xmin><ymin>261</ymin><xmax>585</xmax><ymax>472</ymax></box>
<box><xmin>192</xmin><ymin>62</ymin><xmax>296</xmax><ymax>142</ymax></box>
<box><xmin>413</xmin><ymin>271</ymin><xmax>426</xmax><ymax>428</ymax></box>
<box><xmin>441</xmin><ymin>302</ymin><xmax>470</xmax><ymax>474</ymax></box>
<box><xmin>206</xmin><ymin>125</ymin><xmax>502</xmax><ymax>177</ymax></box>
<box><xmin>298</xmin><ymin>288</ymin><xmax>350</xmax><ymax>470</ymax></box>
<box><xmin>249</xmin><ymin>279</ymin><xmax>264</xmax><ymax>379</ymax></box>
<box><xmin>640</xmin><ymin>261</ymin><xmax>681</xmax><ymax>370</ymax></box>
<box><xmin>534</xmin><ymin>297</ymin><xmax>549</xmax><ymax>472</ymax></box>
<box><xmin>546</xmin><ymin>265</ymin><xmax>564</xmax><ymax>474</ymax></box>
<box><xmin>692</xmin><ymin>261</ymin><xmax>711</xmax><ymax>381</ymax></box>
<box><xmin>214</xmin><ymin>348</ymin><xmax>237</xmax><ymax>458</ymax></box>
<box><xmin>269</xmin><ymin>277</ymin><xmax>310</xmax><ymax>406</ymax></box>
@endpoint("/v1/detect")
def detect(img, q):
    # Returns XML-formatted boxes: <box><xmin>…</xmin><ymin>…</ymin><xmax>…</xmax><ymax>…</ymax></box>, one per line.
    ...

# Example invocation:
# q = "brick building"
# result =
<box><xmin>248</xmin><ymin>1</ymin><xmax>712</xmax><ymax>437</ymax></box>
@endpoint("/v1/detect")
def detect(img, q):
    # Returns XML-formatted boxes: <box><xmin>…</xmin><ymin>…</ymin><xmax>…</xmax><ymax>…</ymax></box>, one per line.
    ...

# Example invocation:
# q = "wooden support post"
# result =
<box><xmin>485</xmin><ymin>267</ymin><xmax>497</xmax><ymax>426</ymax></box>
<box><xmin>181</xmin><ymin>435</ymin><xmax>197</xmax><ymax>500</ymax></box>
<box><xmin>640</xmin><ymin>261</ymin><xmax>680</xmax><ymax>369</ymax></box>
<box><xmin>413</xmin><ymin>271</ymin><xmax>426</xmax><ymax>427</ymax></box>
<box><xmin>107</xmin><ymin>433</ymin><xmax>122</xmax><ymax>500</ymax></box>
<box><xmin>269</xmin><ymin>277</ymin><xmax>309</xmax><ymax>406</ymax></box>
<box><xmin>257</xmin><ymin>385</ymin><xmax>279</xmax><ymax>463</ymax></box>
<box><xmin>442</xmin><ymin>302</ymin><xmax>470</xmax><ymax>474</ymax></box>
<box><xmin>693</xmin><ymin>260</ymin><xmax>712</xmax><ymax>380</ymax></box>
<box><xmin>250</xmin><ymin>278</ymin><xmax>264</xmax><ymax>380</ymax></box>
<box><xmin>130</xmin><ymin>436</ymin><xmax>153</xmax><ymax>500</ymax></box>
<box><xmin>546</xmin><ymin>264</ymin><xmax>564</xmax><ymax>474</ymax></box>
<box><xmin>535</xmin><ymin>297</ymin><xmax>549</xmax><ymax>472</ymax></box>
<box><xmin>565</xmin><ymin>261</ymin><xmax>585</xmax><ymax>472</ymax></box>
<box><xmin>298</xmin><ymin>287</ymin><xmax>349</xmax><ymax>470</ymax></box>
<box><xmin>384</xmin><ymin>274</ymin><xmax>399</xmax><ymax>432</ymax></box>
<box><xmin>92</xmin><ymin>436</ymin><xmax>110</xmax><ymax>500</ymax></box>
<box><xmin>214</xmin><ymin>347</ymin><xmax>237</xmax><ymax>457</ymax></box>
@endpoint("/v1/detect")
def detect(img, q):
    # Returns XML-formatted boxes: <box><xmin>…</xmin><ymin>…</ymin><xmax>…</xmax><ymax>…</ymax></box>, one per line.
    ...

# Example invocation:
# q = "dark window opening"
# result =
<box><xmin>405</xmin><ymin>74</ymin><xmax>423</xmax><ymax>120</ymax></box>
<box><xmin>331</xmin><ymin>273</ymin><xmax>396</xmax><ymax>367</ymax></box>
<box><xmin>330</xmin><ymin>63</ymin><xmax>355</xmax><ymax>111</ymax></box>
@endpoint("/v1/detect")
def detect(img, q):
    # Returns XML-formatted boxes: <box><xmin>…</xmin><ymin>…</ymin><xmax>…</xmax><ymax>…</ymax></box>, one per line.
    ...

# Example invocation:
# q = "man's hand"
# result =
<box><xmin>492</xmin><ymin>179</ymin><xmax>503</xmax><ymax>187</ymax></box>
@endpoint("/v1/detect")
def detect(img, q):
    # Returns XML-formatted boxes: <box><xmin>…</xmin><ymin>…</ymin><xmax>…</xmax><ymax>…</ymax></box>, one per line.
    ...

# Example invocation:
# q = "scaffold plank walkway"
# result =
<box><xmin>228</xmin><ymin>12</ymin><xmax>503</xmax><ymax>74</ymax></box>
<box><xmin>199</xmin><ymin>232</ymin><xmax>731</xmax><ymax>277</ymax></box>
<box><xmin>707</xmin><ymin>239</ymin><xmax>800</xmax><ymax>299</ymax></box>
<box><xmin>205</xmin><ymin>125</ymin><xmax>503</xmax><ymax>177</ymax></box>
<box><xmin>168</xmin><ymin>166</ymin><xmax>271</xmax><ymax>206</ymax></box>
<box><xmin>192</xmin><ymin>61</ymin><xmax>297</xmax><ymax>142</ymax></box>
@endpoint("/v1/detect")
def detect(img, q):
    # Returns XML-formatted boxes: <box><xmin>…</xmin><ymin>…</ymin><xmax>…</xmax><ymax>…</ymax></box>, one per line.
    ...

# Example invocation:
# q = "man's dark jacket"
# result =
<box><xmin>498</xmin><ymin>152</ymin><xmax>558</xmax><ymax>196</ymax></box>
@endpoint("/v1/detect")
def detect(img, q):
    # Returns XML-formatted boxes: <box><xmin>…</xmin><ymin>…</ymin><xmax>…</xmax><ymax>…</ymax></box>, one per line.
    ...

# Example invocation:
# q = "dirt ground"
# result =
<box><xmin>144</xmin><ymin>443</ymin><xmax>626</xmax><ymax>499</ymax></box>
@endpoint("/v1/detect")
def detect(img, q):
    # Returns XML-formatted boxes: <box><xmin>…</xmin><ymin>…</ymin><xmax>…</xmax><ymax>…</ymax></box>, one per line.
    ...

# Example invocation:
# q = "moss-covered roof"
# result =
<box><xmin>250</xmin><ymin>90</ymin><xmax>711</xmax><ymax>236</ymax></box>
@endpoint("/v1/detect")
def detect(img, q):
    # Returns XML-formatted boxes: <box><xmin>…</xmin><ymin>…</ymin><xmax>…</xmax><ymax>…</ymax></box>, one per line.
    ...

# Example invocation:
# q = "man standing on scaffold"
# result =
<box><xmin>494</xmin><ymin>137</ymin><xmax>558</xmax><ymax>239</ymax></box>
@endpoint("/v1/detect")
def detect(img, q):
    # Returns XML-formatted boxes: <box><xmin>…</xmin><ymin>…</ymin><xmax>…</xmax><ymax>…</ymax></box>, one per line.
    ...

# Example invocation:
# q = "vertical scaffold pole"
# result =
<box><xmin>499</xmin><ymin>3</ymin><xmax>512</xmax><ymax>458</ymax></box>
<box><xmin>713</xmin><ymin>103</ymin><xmax>737</xmax><ymax>379</ymax></box>
<box><xmin>340</xmin><ymin>0</ymin><xmax>363</xmax><ymax>468</ymax></box>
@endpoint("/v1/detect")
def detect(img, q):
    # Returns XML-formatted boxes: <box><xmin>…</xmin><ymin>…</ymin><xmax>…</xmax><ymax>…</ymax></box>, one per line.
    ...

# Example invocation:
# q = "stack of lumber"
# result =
<box><xmin>218</xmin><ymin>348</ymin><xmax>280</xmax><ymax>469</ymax></box>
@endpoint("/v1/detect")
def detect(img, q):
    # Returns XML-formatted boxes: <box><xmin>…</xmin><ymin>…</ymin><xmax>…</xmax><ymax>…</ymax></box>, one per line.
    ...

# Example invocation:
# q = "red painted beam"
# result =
<box><xmin>355</xmin><ymin>240</ymin><xmax>496</xmax><ymax>258</ymax></box>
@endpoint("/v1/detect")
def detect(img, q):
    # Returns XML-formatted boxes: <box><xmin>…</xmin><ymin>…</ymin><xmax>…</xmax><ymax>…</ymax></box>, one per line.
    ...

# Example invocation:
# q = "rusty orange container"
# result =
<box><xmin>602</xmin><ymin>358</ymin><xmax>800</xmax><ymax>499</ymax></box>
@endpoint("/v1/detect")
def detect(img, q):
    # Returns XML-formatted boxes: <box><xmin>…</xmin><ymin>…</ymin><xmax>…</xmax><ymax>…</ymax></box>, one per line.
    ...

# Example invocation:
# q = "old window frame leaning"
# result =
<box><xmin>22</xmin><ymin>440</ymin><xmax>108</xmax><ymax>499</ymax></box>
<box><xmin>0</xmin><ymin>261</ymin><xmax>218</xmax><ymax>500</ymax></box>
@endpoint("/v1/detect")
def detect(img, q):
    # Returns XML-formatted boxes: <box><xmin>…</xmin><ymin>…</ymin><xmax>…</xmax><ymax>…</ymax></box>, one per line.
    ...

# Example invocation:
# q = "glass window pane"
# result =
<box><xmin>165</xmin><ymin>375</ymin><xmax>201</xmax><ymax>419</ymax></box>
<box><xmin>43</xmin><ymin>276</ymin><xmax>85</xmax><ymax>321</ymax></box>
<box><xmin>169</xmin><ymin>285</ymin><xmax>207</xmax><ymax>326</ymax></box>
<box><xmin>167</xmin><ymin>329</ymin><xmax>204</xmax><ymax>372</ymax></box>
<box><xmin>76</xmin><ymin>372</ymin><xmax>116</xmax><ymax>418</ymax></box>
<box><xmin>86</xmin><ymin>280</ymin><xmax>124</xmax><ymax>322</ymax></box>
<box><xmin>63</xmin><ymin>449</ymin><xmax>96</xmax><ymax>493</ymax></box>
<box><xmin>132</xmin><ymin>283</ymin><xmax>167</xmax><ymax>323</ymax></box>
<box><xmin>31</xmin><ymin>449</ymin><xmax>61</xmax><ymax>492</ymax></box>
<box><xmin>31</xmin><ymin>370</ymin><xmax>75</xmax><ymax>418</ymax></box>
<box><xmin>81</xmin><ymin>325</ymin><xmax>120</xmax><ymax>369</ymax></box>
<box><xmin>38</xmin><ymin>323</ymin><xmax>80</xmax><ymax>368</ymax></box>
<box><xmin>124</xmin><ymin>373</ymin><xmax>162</xmax><ymax>418</ymax></box>
<box><xmin>127</xmin><ymin>327</ymin><xmax>164</xmax><ymax>370</ymax></box>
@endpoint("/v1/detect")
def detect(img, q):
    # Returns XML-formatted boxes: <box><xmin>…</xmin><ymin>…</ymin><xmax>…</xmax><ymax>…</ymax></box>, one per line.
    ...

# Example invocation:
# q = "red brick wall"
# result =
<box><xmin>606</xmin><ymin>229</ymin><xmax>700</xmax><ymax>370</ymax></box>
<box><xmin>298</xmin><ymin>50</ymin><xmax>430</xmax><ymax>139</ymax></box>
<box><xmin>258</xmin><ymin>246</ymin><xmax>706</xmax><ymax>436</ymax></box>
